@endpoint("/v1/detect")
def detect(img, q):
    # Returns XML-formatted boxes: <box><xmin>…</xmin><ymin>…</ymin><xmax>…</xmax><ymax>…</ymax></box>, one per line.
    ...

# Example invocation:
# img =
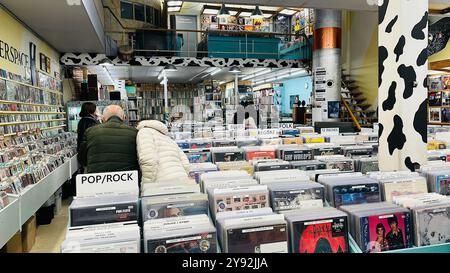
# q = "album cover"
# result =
<box><xmin>281</xmin><ymin>129</ymin><xmax>299</xmax><ymax>136</ymax></box>
<box><xmin>211</xmin><ymin>186</ymin><xmax>269</xmax><ymax>216</ymax></box>
<box><xmin>0</xmin><ymin>79</ymin><xmax>6</xmax><ymax>100</ymax></box>
<box><xmin>213</xmin><ymin>139</ymin><xmax>237</xmax><ymax>147</ymax></box>
<box><xmin>278</xmin><ymin>147</ymin><xmax>313</xmax><ymax>161</ymax></box>
<box><xmin>226</xmin><ymin>223</ymin><xmax>288</xmax><ymax>253</ymax></box>
<box><xmin>254</xmin><ymin>161</ymin><xmax>291</xmax><ymax>172</ymax></box>
<box><xmin>291</xmin><ymin>216</ymin><xmax>349</xmax><ymax>253</ymax></box>
<box><xmin>381</xmin><ymin>178</ymin><xmax>428</xmax><ymax>202</ymax></box>
<box><xmin>176</xmin><ymin>140</ymin><xmax>190</xmax><ymax>150</ymax></box>
<box><xmin>313</xmin><ymin>147</ymin><xmax>342</xmax><ymax>156</ymax></box>
<box><xmin>212</xmin><ymin>150</ymin><xmax>245</xmax><ymax>163</ymax></box>
<box><xmin>414</xmin><ymin>204</ymin><xmax>450</xmax><ymax>246</ymax></box>
<box><xmin>185</xmin><ymin>151</ymin><xmax>212</xmax><ymax>163</ymax></box>
<box><xmin>429</xmin><ymin>76</ymin><xmax>443</xmax><ymax>90</ymax></box>
<box><xmin>70</xmin><ymin>196</ymin><xmax>139</xmax><ymax>227</ymax></box>
<box><xmin>359</xmin><ymin>211</ymin><xmax>412</xmax><ymax>253</ymax></box>
<box><xmin>290</xmin><ymin>160</ymin><xmax>327</xmax><ymax>171</ymax></box>
<box><xmin>246</xmin><ymin>150</ymin><xmax>276</xmax><ymax>161</ymax></box>
<box><xmin>359</xmin><ymin>158</ymin><xmax>380</xmax><ymax>174</ymax></box>
<box><xmin>342</xmin><ymin>146</ymin><xmax>373</xmax><ymax>157</ymax></box>
<box><xmin>282</xmin><ymin>138</ymin><xmax>303</xmax><ymax>145</ymax></box>
<box><xmin>443</xmin><ymin>92</ymin><xmax>450</xmax><ymax>106</ymax></box>
<box><xmin>270</xmin><ymin>186</ymin><xmax>324</xmax><ymax>211</ymax></box>
<box><xmin>303</xmin><ymin>136</ymin><xmax>326</xmax><ymax>144</ymax></box>
<box><xmin>324</xmin><ymin>160</ymin><xmax>354</xmax><ymax>172</ymax></box>
<box><xmin>147</xmin><ymin>231</ymin><xmax>217</xmax><ymax>253</ymax></box>
<box><xmin>332</xmin><ymin>183</ymin><xmax>381</xmax><ymax>208</ymax></box>
<box><xmin>435</xmin><ymin>175</ymin><xmax>450</xmax><ymax>195</ymax></box>
<box><xmin>442</xmin><ymin>75</ymin><xmax>450</xmax><ymax>89</ymax></box>
<box><xmin>429</xmin><ymin>91</ymin><xmax>443</xmax><ymax>106</ymax></box>
<box><xmin>141</xmin><ymin>193</ymin><xmax>208</xmax><ymax>221</ymax></box>
<box><xmin>442</xmin><ymin>108</ymin><xmax>450</xmax><ymax>123</ymax></box>
<box><xmin>189</xmin><ymin>140</ymin><xmax>212</xmax><ymax>149</ymax></box>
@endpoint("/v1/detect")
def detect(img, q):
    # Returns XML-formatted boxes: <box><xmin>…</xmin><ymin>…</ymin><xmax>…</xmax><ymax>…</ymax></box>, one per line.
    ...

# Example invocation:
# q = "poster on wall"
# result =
<box><xmin>429</xmin><ymin>108</ymin><xmax>441</xmax><ymax>123</ymax></box>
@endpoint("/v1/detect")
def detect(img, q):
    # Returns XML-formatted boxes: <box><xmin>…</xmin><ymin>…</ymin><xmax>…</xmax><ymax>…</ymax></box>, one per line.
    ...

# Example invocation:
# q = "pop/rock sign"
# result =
<box><xmin>76</xmin><ymin>171</ymin><xmax>139</xmax><ymax>197</ymax></box>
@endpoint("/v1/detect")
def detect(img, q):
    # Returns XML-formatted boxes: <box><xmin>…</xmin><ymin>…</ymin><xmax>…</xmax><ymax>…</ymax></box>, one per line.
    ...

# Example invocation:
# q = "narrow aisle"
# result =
<box><xmin>30</xmin><ymin>199</ymin><xmax>71</xmax><ymax>253</ymax></box>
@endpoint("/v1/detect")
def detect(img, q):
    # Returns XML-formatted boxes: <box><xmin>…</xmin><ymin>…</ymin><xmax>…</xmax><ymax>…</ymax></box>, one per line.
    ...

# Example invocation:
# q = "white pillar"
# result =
<box><xmin>378</xmin><ymin>0</ymin><xmax>428</xmax><ymax>171</ymax></box>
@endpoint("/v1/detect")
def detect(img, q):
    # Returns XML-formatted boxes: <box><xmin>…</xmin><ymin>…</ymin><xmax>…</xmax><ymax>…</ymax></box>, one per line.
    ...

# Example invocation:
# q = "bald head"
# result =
<box><xmin>103</xmin><ymin>105</ymin><xmax>125</xmax><ymax>122</ymax></box>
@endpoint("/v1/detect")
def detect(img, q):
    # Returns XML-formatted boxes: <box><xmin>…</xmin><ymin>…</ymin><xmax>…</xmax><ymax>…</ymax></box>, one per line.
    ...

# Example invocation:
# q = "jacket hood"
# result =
<box><xmin>137</xmin><ymin>120</ymin><xmax>169</xmax><ymax>135</ymax></box>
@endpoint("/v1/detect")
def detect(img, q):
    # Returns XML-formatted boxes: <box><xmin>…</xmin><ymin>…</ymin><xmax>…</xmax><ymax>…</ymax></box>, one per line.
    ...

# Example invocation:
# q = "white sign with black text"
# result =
<box><xmin>280</xmin><ymin>123</ymin><xmax>294</xmax><ymax>129</ymax></box>
<box><xmin>76</xmin><ymin>171</ymin><xmax>139</xmax><ymax>197</ymax></box>
<box><xmin>321</xmin><ymin>128</ymin><xmax>340</xmax><ymax>136</ymax></box>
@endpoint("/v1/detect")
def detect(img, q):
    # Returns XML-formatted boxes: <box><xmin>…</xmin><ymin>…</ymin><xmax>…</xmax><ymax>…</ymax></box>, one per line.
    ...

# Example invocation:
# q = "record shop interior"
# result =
<box><xmin>1</xmin><ymin>0</ymin><xmax>450</xmax><ymax>254</ymax></box>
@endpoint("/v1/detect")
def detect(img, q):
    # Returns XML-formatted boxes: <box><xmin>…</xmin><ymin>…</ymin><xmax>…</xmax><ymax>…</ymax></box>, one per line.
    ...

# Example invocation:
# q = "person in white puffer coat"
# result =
<box><xmin>136</xmin><ymin>120</ymin><xmax>190</xmax><ymax>183</ymax></box>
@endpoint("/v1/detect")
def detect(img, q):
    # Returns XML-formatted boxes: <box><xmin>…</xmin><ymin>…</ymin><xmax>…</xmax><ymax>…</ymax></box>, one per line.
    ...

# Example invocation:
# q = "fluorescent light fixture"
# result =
<box><xmin>229</xmin><ymin>66</ymin><xmax>241</xmax><ymax>74</ymax></box>
<box><xmin>164</xmin><ymin>64</ymin><xmax>177</xmax><ymax>71</ymax></box>
<box><xmin>260</xmin><ymin>6</ymin><xmax>279</xmax><ymax>11</ymax></box>
<box><xmin>203</xmin><ymin>8</ymin><xmax>218</xmax><ymax>15</ymax></box>
<box><xmin>428</xmin><ymin>70</ymin><xmax>448</xmax><ymax>75</ymax></box>
<box><xmin>279</xmin><ymin>9</ymin><xmax>297</xmax><ymax>15</ymax></box>
<box><xmin>227</xmin><ymin>4</ymin><xmax>255</xmax><ymax>9</ymax></box>
<box><xmin>168</xmin><ymin>6</ymin><xmax>181</xmax><ymax>12</ymax></box>
<box><xmin>210</xmin><ymin>68</ymin><xmax>222</xmax><ymax>76</ymax></box>
<box><xmin>157</xmin><ymin>69</ymin><xmax>165</xmax><ymax>80</ymax></box>
<box><xmin>263</xmin><ymin>13</ymin><xmax>272</xmax><ymax>19</ymax></box>
<box><xmin>265</xmin><ymin>77</ymin><xmax>277</xmax><ymax>83</ymax></box>
<box><xmin>239</xmin><ymin>11</ymin><xmax>252</xmax><ymax>17</ymax></box>
<box><xmin>241</xmin><ymin>68</ymin><xmax>272</xmax><ymax>81</ymax></box>
<box><xmin>289</xmin><ymin>70</ymin><xmax>308</xmax><ymax>77</ymax></box>
<box><xmin>219</xmin><ymin>81</ymin><xmax>226</xmax><ymax>85</ymax></box>
<box><xmin>98</xmin><ymin>57</ymin><xmax>113</xmax><ymax>66</ymax></box>
<box><xmin>229</xmin><ymin>10</ymin><xmax>238</xmax><ymax>16</ymax></box>
<box><xmin>167</xmin><ymin>1</ymin><xmax>183</xmax><ymax>6</ymax></box>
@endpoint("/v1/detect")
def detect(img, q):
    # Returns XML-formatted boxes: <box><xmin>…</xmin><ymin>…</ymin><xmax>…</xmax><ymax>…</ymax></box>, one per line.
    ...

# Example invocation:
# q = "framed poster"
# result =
<box><xmin>328</xmin><ymin>101</ymin><xmax>340</xmax><ymax>119</ymax></box>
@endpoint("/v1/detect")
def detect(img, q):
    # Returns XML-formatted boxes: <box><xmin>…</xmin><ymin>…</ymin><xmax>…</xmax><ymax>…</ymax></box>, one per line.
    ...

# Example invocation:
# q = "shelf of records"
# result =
<box><xmin>0</xmin><ymin>68</ymin><xmax>62</xmax><ymax>93</ymax></box>
<box><xmin>0</xmin><ymin>81</ymin><xmax>63</xmax><ymax>107</ymax></box>
<box><xmin>0</xmin><ymin>120</ymin><xmax>67</xmax><ymax>137</ymax></box>
<box><xmin>59</xmin><ymin>162</ymin><xmax>450</xmax><ymax>253</ymax></box>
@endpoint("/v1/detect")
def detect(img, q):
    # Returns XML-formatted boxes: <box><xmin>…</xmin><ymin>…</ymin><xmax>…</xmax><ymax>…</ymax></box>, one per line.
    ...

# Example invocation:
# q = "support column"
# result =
<box><xmin>378</xmin><ymin>0</ymin><xmax>428</xmax><ymax>171</ymax></box>
<box><xmin>312</xmin><ymin>9</ymin><xmax>342</xmax><ymax>123</ymax></box>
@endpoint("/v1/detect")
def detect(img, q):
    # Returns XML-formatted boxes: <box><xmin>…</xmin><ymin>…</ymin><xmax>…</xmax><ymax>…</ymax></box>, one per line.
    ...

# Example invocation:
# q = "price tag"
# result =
<box><xmin>76</xmin><ymin>170</ymin><xmax>139</xmax><ymax>197</ymax></box>
<box><xmin>321</xmin><ymin>128</ymin><xmax>339</xmax><ymax>135</ymax></box>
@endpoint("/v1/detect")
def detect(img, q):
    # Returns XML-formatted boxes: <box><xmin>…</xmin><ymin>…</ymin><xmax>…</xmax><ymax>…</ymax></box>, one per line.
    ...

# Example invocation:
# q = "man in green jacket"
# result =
<box><xmin>79</xmin><ymin>105</ymin><xmax>139</xmax><ymax>174</ymax></box>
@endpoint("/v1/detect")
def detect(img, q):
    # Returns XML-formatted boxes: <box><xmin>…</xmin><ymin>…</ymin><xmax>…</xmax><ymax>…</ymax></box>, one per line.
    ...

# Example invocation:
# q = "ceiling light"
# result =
<box><xmin>251</xmin><ymin>6</ymin><xmax>264</xmax><ymax>19</ymax></box>
<box><xmin>217</xmin><ymin>4</ymin><xmax>230</xmax><ymax>18</ymax></box>
<box><xmin>259</xmin><ymin>6</ymin><xmax>279</xmax><ymax>11</ymax></box>
<box><xmin>203</xmin><ymin>8</ymin><xmax>218</xmax><ymax>15</ymax></box>
<box><xmin>279</xmin><ymin>9</ymin><xmax>297</xmax><ymax>15</ymax></box>
<box><xmin>219</xmin><ymin>81</ymin><xmax>226</xmax><ymax>85</ymax></box>
<box><xmin>168</xmin><ymin>6</ymin><xmax>181</xmax><ymax>12</ymax></box>
<box><xmin>167</xmin><ymin>1</ymin><xmax>183</xmax><ymax>6</ymax></box>
<box><xmin>242</xmin><ymin>69</ymin><xmax>272</xmax><ymax>81</ymax></box>
<box><xmin>265</xmin><ymin>77</ymin><xmax>277</xmax><ymax>83</ymax></box>
<box><xmin>229</xmin><ymin>10</ymin><xmax>238</xmax><ymax>16</ymax></box>
<box><xmin>164</xmin><ymin>64</ymin><xmax>177</xmax><ymax>71</ymax></box>
<box><xmin>263</xmin><ymin>13</ymin><xmax>272</xmax><ymax>19</ymax></box>
<box><xmin>290</xmin><ymin>70</ymin><xmax>308</xmax><ymax>77</ymax></box>
<box><xmin>229</xmin><ymin>66</ymin><xmax>241</xmax><ymax>74</ymax></box>
<box><xmin>98</xmin><ymin>57</ymin><xmax>113</xmax><ymax>66</ymax></box>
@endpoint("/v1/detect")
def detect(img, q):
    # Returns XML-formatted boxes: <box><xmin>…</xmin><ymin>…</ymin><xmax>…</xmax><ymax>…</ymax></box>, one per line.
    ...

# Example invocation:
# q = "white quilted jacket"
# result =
<box><xmin>136</xmin><ymin>120</ymin><xmax>190</xmax><ymax>183</ymax></box>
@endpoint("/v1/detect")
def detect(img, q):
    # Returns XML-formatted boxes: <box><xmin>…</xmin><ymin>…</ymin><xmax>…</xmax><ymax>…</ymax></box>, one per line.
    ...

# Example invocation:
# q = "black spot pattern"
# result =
<box><xmin>397</xmin><ymin>64</ymin><xmax>417</xmax><ymax>99</ymax></box>
<box><xmin>385</xmin><ymin>15</ymin><xmax>398</xmax><ymax>33</ymax></box>
<box><xmin>378</xmin><ymin>123</ymin><xmax>384</xmax><ymax>139</ymax></box>
<box><xmin>394</xmin><ymin>36</ymin><xmax>405</xmax><ymax>62</ymax></box>
<box><xmin>387</xmin><ymin>115</ymin><xmax>406</xmax><ymax>155</ymax></box>
<box><xmin>382</xmin><ymin>82</ymin><xmax>397</xmax><ymax>111</ymax></box>
<box><xmin>129</xmin><ymin>58</ymin><xmax>142</xmax><ymax>66</ymax></box>
<box><xmin>417</xmin><ymin>48</ymin><xmax>428</xmax><ymax>66</ymax></box>
<box><xmin>379</xmin><ymin>0</ymin><xmax>389</xmax><ymax>25</ymax></box>
<box><xmin>411</xmin><ymin>11</ymin><xmax>428</xmax><ymax>40</ymax></box>
<box><xmin>405</xmin><ymin>157</ymin><xmax>421</xmax><ymax>172</ymax></box>
<box><xmin>414</xmin><ymin>99</ymin><xmax>428</xmax><ymax>143</ymax></box>
<box><xmin>66</xmin><ymin>57</ymin><xmax>81</xmax><ymax>64</ymax></box>
<box><xmin>423</xmin><ymin>77</ymin><xmax>428</xmax><ymax>88</ymax></box>
<box><xmin>379</xmin><ymin>46</ymin><xmax>388</xmax><ymax>87</ymax></box>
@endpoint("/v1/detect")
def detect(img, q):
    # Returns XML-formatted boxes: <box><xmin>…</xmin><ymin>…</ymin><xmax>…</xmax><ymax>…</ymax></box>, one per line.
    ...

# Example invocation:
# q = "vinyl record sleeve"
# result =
<box><xmin>381</xmin><ymin>178</ymin><xmax>428</xmax><ymax>202</ymax></box>
<box><xmin>332</xmin><ymin>183</ymin><xmax>381</xmax><ymax>208</ymax></box>
<box><xmin>226</xmin><ymin>223</ymin><xmax>288</xmax><ymax>253</ymax></box>
<box><xmin>270</xmin><ymin>187</ymin><xmax>324</xmax><ymax>211</ymax></box>
<box><xmin>291</xmin><ymin>216</ymin><xmax>349</xmax><ymax>253</ymax></box>
<box><xmin>359</xmin><ymin>211</ymin><xmax>412</xmax><ymax>253</ymax></box>
<box><xmin>146</xmin><ymin>231</ymin><xmax>217</xmax><ymax>253</ymax></box>
<box><xmin>413</xmin><ymin>204</ymin><xmax>450</xmax><ymax>246</ymax></box>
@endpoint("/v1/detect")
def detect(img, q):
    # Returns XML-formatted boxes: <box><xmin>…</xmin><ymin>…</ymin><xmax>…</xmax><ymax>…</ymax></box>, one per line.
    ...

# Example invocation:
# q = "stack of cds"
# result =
<box><xmin>307</xmin><ymin>143</ymin><xmax>342</xmax><ymax>157</ymax></box>
<box><xmin>188</xmin><ymin>163</ymin><xmax>217</xmax><ymax>183</ymax></box>
<box><xmin>216</xmin><ymin>161</ymin><xmax>254</xmax><ymax>175</ymax></box>
<box><xmin>315</xmin><ymin>155</ymin><xmax>354</xmax><ymax>172</ymax></box>
<box><xmin>420</xmin><ymin>165</ymin><xmax>450</xmax><ymax>195</ymax></box>
<box><xmin>254</xmin><ymin>169</ymin><xmax>310</xmax><ymax>184</ymax></box>
<box><xmin>143</xmin><ymin>214</ymin><xmax>217</xmax><ymax>253</ymax></box>
<box><xmin>243</xmin><ymin>146</ymin><xmax>276</xmax><ymax>161</ymax></box>
<box><xmin>176</xmin><ymin>140</ymin><xmax>190</xmax><ymax>150</ymax></box>
<box><xmin>340</xmin><ymin>202</ymin><xmax>412</xmax><ymax>253</ymax></box>
<box><xmin>210</xmin><ymin>147</ymin><xmax>244</xmax><ymax>163</ymax></box>
<box><xmin>307</xmin><ymin>168</ymin><xmax>342</xmax><ymax>182</ymax></box>
<box><xmin>141</xmin><ymin>192</ymin><xmax>209</xmax><ymax>221</ymax></box>
<box><xmin>290</xmin><ymin>160</ymin><xmax>327</xmax><ymax>171</ymax></box>
<box><xmin>208</xmin><ymin>185</ymin><xmax>269</xmax><ymax>219</ymax></box>
<box><xmin>284</xmin><ymin>207</ymin><xmax>349</xmax><ymax>253</ymax></box>
<box><xmin>318</xmin><ymin>174</ymin><xmax>381</xmax><ymax>207</ymax></box>
<box><xmin>185</xmin><ymin>149</ymin><xmax>212</xmax><ymax>163</ymax></box>
<box><xmin>393</xmin><ymin>193</ymin><xmax>450</xmax><ymax>246</ymax></box>
<box><xmin>189</xmin><ymin>139</ymin><xmax>212</xmax><ymax>149</ymax></box>
<box><xmin>354</xmin><ymin>157</ymin><xmax>379</xmax><ymax>174</ymax></box>
<box><xmin>216</xmin><ymin>209</ymin><xmax>288</xmax><ymax>253</ymax></box>
<box><xmin>0</xmin><ymin>191</ymin><xmax>10</xmax><ymax>209</ymax></box>
<box><xmin>253</xmin><ymin>159</ymin><xmax>291</xmax><ymax>172</ymax></box>
<box><xmin>341</xmin><ymin>145</ymin><xmax>373</xmax><ymax>158</ymax></box>
<box><xmin>268</xmin><ymin>182</ymin><xmax>325</xmax><ymax>211</ymax></box>
<box><xmin>259</xmin><ymin>138</ymin><xmax>282</xmax><ymax>146</ymax></box>
<box><xmin>367</xmin><ymin>172</ymin><xmax>428</xmax><ymax>202</ymax></box>
<box><xmin>69</xmin><ymin>194</ymin><xmax>139</xmax><ymax>227</ymax></box>
<box><xmin>276</xmin><ymin>145</ymin><xmax>313</xmax><ymax>161</ymax></box>
<box><xmin>236</xmin><ymin>137</ymin><xmax>260</xmax><ymax>147</ymax></box>
<box><xmin>61</xmin><ymin>221</ymin><xmax>140</xmax><ymax>253</ymax></box>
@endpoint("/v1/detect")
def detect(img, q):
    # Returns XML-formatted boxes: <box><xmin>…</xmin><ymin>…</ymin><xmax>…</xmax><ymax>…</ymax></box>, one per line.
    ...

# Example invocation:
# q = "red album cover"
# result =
<box><xmin>293</xmin><ymin>217</ymin><xmax>348</xmax><ymax>253</ymax></box>
<box><xmin>246</xmin><ymin>150</ymin><xmax>276</xmax><ymax>161</ymax></box>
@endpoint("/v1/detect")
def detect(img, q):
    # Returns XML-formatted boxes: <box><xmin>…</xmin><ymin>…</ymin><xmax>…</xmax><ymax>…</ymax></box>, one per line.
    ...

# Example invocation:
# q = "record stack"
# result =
<box><xmin>211</xmin><ymin>147</ymin><xmax>245</xmax><ymax>163</ymax></box>
<box><xmin>216</xmin><ymin>208</ymin><xmax>288</xmax><ymax>253</ymax></box>
<box><xmin>254</xmin><ymin>169</ymin><xmax>310</xmax><ymax>184</ymax></box>
<box><xmin>393</xmin><ymin>193</ymin><xmax>450</xmax><ymax>246</ymax></box>
<box><xmin>253</xmin><ymin>159</ymin><xmax>291</xmax><ymax>172</ymax></box>
<box><xmin>367</xmin><ymin>171</ymin><xmax>428</xmax><ymax>202</ymax></box>
<box><xmin>268</xmin><ymin>181</ymin><xmax>325</xmax><ymax>212</ymax></box>
<box><xmin>314</xmin><ymin>155</ymin><xmax>355</xmax><ymax>172</ymax></box>
<box><xmin>419</xmin><ymin>163</ymin><xmax>450</xmax><ymax>195</ymax></box>
<box><xmin>317</xmin><ymin>173</ymin><xmax>381</xmax><ymax>207</ymax></box>
<box><xmin>216</xmin><ymin>161</ymin><xmax>254</xmax><ymax>175</ymax></box>
<box><xmin>243</xmin><ymin>146</ymin><xmax>277</xmax><ymax>161</ymax></box>
<box><xmin>340</xmin><ymin>202</ymin><xmax>413</xmax><ymax>253</ymax></box>
<box><xmin>188</xmin><ymin>162</ymin><xmax>218</xmax><ymax>183</ymax></box>
<box><xmin>284</xmin><ymin>207</ymin><xmax>350</xmax><ymax>253</ymax></box>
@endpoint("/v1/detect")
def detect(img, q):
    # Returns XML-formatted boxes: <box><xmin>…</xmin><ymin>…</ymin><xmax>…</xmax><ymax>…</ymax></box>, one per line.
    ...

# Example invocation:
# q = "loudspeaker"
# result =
<box><xmin>80</xmin><ymin>83</ymin><xmax>88</xmax><ymax>101</ymax></box>
<box><xmin>109</xmin><ymin>91</ymin><xmax>121</xmax><ymax>100</ymax></box>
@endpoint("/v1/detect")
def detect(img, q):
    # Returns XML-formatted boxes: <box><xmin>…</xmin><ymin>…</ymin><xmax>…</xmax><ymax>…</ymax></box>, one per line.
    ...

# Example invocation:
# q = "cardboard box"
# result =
<box><xmin>21</xmin><ymin>215</ymin><xmax>36</xmax><ymax>253</ymax></box>
<box><xmin>6</xmin><ymin>232</ymin><xmax>22</xmax><ymax>253</ymax></box>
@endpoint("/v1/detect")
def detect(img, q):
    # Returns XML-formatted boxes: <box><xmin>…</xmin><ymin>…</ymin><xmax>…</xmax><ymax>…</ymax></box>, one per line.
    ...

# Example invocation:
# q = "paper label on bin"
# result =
<box><xmin>76</xmin><ymin>171</ymin><xmax>139</xmax><ymax>197</ymax></box>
